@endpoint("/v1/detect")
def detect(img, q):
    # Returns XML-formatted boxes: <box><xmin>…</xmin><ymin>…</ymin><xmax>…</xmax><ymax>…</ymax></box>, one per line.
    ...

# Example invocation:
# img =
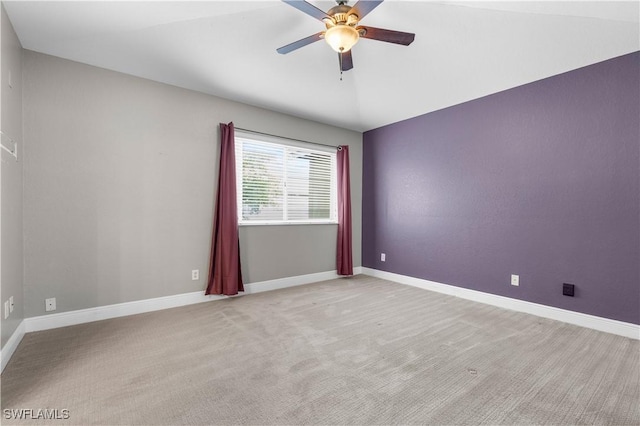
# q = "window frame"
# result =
<box><xmin>234</xmin><ymin>131</ymin><xmax>338</xmax><ymax>226</ymax></box>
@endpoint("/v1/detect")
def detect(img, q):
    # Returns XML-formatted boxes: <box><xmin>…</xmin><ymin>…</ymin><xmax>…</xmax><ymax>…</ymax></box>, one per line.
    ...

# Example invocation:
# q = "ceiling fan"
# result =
<box><xmin>277</xmin><ymin>0</ymin><xmax>415</xmax><ymax>72</ymax></box>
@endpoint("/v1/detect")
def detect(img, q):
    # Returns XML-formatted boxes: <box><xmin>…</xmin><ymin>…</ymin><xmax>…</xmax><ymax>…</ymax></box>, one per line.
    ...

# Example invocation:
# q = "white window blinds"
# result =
<box><xmin>235</xmin><ymin>134</ymin><xmax>337</xmax><ymax>224</ymax></box>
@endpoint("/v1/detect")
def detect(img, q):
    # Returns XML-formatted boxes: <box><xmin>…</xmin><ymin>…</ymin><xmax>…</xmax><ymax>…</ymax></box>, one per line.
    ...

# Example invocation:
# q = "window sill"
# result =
<box><xmin>239</xmin><ymin>221</ymin><xmax>338</xmax><ymax>227</ymax></box>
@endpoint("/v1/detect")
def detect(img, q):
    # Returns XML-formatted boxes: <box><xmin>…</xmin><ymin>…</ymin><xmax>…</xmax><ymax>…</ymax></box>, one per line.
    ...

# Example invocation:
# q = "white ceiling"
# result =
<box><xmin>4</xmin><ymin>1</ymin><xmax>639</xmax><ymax>132</ymax></box>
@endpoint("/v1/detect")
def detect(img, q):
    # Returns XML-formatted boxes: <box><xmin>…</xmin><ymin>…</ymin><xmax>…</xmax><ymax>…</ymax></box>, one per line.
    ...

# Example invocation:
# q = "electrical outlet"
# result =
<box><xmin>4</xmin><ymin>301</ymin><xmax>9</xmax><ymax>319</ymax></box>
<box><xmin>511</xmin><ymin>274</ymin><xmax>519</xmax><ymax>286</ymax></box>
<box><xmin>9</xmin><ymin>296</ymin><xmax>14</xmax><ymax>313</ymax></box>
<box><xmin>191</xmin><ymin>269</ymin><xmax>199</xmax><ymax>280</ymax></box>
<box><xmin>45</xmin><ymin>298</ymin><xmax>56</xmax><ymax>312</ymax></box>
<box><xmin>381</xmin><ymin>253</ymin><xmax>386</xmax><ymax>262</ymax></box>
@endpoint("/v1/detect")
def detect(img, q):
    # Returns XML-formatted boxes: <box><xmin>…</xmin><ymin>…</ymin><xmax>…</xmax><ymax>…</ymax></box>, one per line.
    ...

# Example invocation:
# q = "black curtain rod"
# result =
<box><xmin>234</xmin><ymin>127</ymin><xmax>342</xmax><ymax>150</ymax></box>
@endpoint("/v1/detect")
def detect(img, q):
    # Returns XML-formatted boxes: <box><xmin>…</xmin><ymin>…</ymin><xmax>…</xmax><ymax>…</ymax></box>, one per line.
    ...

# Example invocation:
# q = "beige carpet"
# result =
<box><xmin>1</xmin><ymin>275</ymin><xmax>639</xmax><ymax>425</ymax></box>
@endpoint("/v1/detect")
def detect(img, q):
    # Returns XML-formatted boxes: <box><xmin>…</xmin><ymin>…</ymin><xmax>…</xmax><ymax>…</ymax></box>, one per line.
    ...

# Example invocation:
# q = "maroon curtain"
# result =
<box><xmin>205</xmin><ymin>122</ymin><xmax>244</xmax><ymax>295</ymax></box>
<box><xmin>336</xmin><ymin>145</ymin><xmax>353</xmax><ymax>275</ymax></box>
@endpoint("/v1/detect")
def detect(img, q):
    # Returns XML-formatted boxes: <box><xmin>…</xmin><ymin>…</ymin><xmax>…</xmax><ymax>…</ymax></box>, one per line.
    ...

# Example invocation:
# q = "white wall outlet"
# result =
<box><xmin>4</xmin><ymin>301</ymin><xmax>9</xmax><ymax>319</ymax></box>
<box><xmin>191</xmin><ymin>269</ymin><xmax>199</xmax><ymax>280</ymax></box>
<box><xmin>45</xmin><ymin>297</ymin><xmax>57</xmax><ymax>312</ymax></box>
<box><xmin>9</xmin><ymin>296</ymin><xmax>14</xmax><ymax>313</ymax></box>
<box><xmin>381</xmin><ymin>253</ymin><xmax>386</xmax><ymax>262</ymax></box>
<box><xmin>511</xmin><ymin>274</ymin><xmax>520</xmax><ymax>286</ymax></box>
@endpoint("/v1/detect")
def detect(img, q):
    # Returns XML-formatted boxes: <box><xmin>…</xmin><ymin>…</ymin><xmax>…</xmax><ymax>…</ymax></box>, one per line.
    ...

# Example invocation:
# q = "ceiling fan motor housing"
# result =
<box><xmin>326</xmin><ymin>4</ymin><xmax>359</xmax><ymax>27</ymax></box>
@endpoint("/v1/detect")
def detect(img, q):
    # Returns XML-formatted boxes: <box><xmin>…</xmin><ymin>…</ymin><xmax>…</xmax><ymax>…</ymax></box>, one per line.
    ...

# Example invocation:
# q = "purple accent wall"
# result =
<box><xmin>362</xmin><ymin>52</ymin><xmax>640</xmax><ymax>325</ymax></box>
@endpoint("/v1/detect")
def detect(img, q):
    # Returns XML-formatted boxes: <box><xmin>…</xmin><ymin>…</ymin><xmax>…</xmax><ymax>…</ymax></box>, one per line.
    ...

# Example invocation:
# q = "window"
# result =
<box><xmin>235</xmin><ymin>132</ymin><xmax>337</xmax><ymax>224</ymax></box>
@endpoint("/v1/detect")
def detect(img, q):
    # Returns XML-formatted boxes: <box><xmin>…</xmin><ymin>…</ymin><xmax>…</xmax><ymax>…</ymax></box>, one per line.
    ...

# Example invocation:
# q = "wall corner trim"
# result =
<box><xmin>1</xmin><ymin>320</ymin><xmax>26</xmax><ymax>373</ymax></box>
<box><xmin>361</xmin><ymin>268</ymin><xmax>639</xmax><ymax>340</ymax></box>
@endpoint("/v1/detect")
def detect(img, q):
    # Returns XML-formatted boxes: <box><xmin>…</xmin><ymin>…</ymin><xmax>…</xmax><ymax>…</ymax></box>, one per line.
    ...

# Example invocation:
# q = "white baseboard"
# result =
<box><xmin>244</xmin><ymin>267</ymin><xmax>361</xmax><ymax>294</ymax></box>
<box><xmin>362</xmin><ymin>268</ymin><xmax>639</xmax><ymax>340</ymax></box>
<box><xmin>1</xmin><ymin>320</ymin><xmax>26</xmax><ymax>373</ymax></box>
<box><xmin>24</xmin><ymin>267</ymin><xmax>362</xmax><ymax>334</ymax></box>
<box><xmin>24</xmin><ymin>291</ymin><xmax>226</xmax><ymax>333</ymax></box>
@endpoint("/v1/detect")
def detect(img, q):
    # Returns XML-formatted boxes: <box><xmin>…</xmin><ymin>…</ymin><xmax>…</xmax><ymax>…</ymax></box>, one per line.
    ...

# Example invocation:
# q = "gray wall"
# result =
<box><xmin>363</xmin><ymin>52</ymin><xmax>639</xmax><ymax>324</ymax></box>
<box><xmin>23</xmin><ymin>50</ymin><xmax>362</xmax><ymax>318</ymax></box>
<box><xmin>1</xmin><ymin>4</ymin><xmax>24</xmax><ymax>348</ymax></box>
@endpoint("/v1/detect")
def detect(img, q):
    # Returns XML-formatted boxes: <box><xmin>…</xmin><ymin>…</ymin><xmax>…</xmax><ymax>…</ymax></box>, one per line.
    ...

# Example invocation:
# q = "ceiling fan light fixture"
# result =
<box><xmin>324</xmin><ymin>25</ymin><xmax>359</xmax><ymax>53</ymax></box>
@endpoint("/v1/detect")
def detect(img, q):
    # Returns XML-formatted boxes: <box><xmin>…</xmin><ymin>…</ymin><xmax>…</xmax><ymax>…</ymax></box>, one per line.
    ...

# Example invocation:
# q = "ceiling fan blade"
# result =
<box><xmin>277</xmin><ymin>32</ymin><xmax>324</xmax><ymax>54</ymax></box>
<box><xmin>282</xmin><ymin>0</ymin><xmax>331</xmax><ymax>22</ymax></box>
<box><xmin>349</xmin><ymin>0</ymin><xmax>384</xmax><ymax>20</ymax></box>
<box><xmin>340</xmin><ymin>50</ymin><xmax>354</xmax><ymax>71</ymax></box>
<box><xmin>358</xmin><ymin>26</ymin><xmax>415</xmax><ymax>45</ymax></box>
